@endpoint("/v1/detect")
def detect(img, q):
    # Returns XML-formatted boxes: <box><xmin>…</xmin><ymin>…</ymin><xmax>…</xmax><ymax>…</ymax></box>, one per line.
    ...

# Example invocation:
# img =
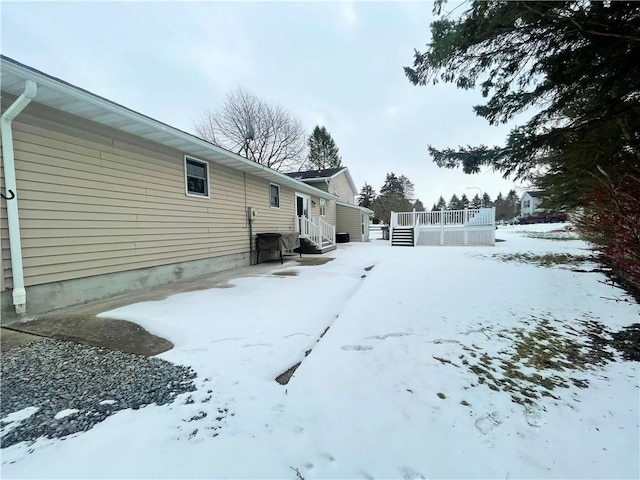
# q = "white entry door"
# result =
<box><xmin>295</xmin><ymin>193</ymin><xmax>310</xmax><ymax>233</ymax></box>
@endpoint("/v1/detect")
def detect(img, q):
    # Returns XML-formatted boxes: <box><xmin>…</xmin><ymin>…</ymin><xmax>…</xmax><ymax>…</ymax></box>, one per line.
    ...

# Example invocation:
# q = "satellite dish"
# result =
<box><xmin>245</xmin><ymin>122</ymin><xmax>255</xmax><ymax>141</ymax></box>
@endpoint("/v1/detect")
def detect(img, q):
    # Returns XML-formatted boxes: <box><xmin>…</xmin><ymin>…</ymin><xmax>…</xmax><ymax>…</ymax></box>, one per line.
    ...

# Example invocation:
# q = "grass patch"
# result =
<box><xmin>439</xmin><ymin>314</ymin><xmax>622</xmax><ymax>407</ymax></box>
<box><xmin>611</xmin><ymin>323</ymin><xmax>640</xmax><ymax>361</ymax></box>
<box><xmin>492</xmin><ymin>252</ymin><xmax>593</xmax><ymax>267</ymax></box>
<box><xmin>433</xmin><ymin>356</ymin><xmax>458</xmax><ymax>367</ymax></box>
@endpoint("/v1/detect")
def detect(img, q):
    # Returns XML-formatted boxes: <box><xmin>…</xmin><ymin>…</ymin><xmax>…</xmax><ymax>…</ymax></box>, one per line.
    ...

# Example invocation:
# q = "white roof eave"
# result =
<box><xmin>291</xmin><ymin>167</ymin><xmax>358</xmax><ymax>197</ymax></box>
<box><xmin>336</xmin><ymin>200</ymin><xmax>373</xmax><ymax>215</ymax></box>
<box><xmin>0</xmin><ymin>57</ymin><xmax>335</xmax><ymax>201</ymax></box>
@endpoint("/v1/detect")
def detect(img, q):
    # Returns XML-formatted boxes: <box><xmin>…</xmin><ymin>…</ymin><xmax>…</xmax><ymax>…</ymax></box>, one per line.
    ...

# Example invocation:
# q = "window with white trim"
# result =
<box><xmin>185</xmin><ymin>157</ymin><xmax>209</xmax><ymax>197</ymax></box>
<box><xmin>319</xmin><ymin>198</ymin><xmax>326</xmax><ymax>216</ymax></box>
<box><xmin>524</xmin><ymin>200</ymin><xmax>530</xmax><ymax>208</ymax></box>
<box><xmin>270</xmin><ymin>183</ymin><xmax>280</xmax><ymax>208</ymax></box>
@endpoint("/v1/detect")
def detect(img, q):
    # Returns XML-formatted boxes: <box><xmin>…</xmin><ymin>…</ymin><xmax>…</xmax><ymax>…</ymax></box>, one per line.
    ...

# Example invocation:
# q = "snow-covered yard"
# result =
<box><xmin>2</xmin><ymin>224</ymin><xmax>639</xmax><ymax>479</ymax></box>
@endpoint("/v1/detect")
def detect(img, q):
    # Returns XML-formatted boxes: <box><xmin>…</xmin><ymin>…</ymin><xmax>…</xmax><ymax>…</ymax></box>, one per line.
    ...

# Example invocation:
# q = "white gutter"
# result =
<box><xmin>1</xmin><ymin>79</ymin><xmax>37</xmax><ymax>314</ymax></box>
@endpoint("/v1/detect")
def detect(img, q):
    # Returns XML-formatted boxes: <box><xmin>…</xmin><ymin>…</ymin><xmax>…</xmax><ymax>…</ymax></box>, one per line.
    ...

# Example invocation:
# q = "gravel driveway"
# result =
<box><xmin>1</xmin><ymin>338</ymin><xmax>196</xmax><ymax>448</ymax></box>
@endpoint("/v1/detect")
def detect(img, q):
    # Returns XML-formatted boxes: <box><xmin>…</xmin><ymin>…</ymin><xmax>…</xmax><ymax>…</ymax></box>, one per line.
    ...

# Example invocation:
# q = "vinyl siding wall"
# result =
<box><xmin>520</xmin><ymin>193</ymin><xmax>542</xmax><ymax>216</ymax></box>
<box><xmin>329</xmin><ymin>173</ymin><xmax>356</xmax><ymax>205</ymax></box>
<box><xmin>336</xmin><ymin>204</ymin><xmax>364</xmax><ymax>242</ymax></box>
<box><xmin>0</xmin><ymin>100</ymin><xmax>298</xmax><ymax>289</ymax></box>
<box><xmin>319</xmin><ymin>199</ymin><xmax>337</xmax><ymax>228</ymax></box>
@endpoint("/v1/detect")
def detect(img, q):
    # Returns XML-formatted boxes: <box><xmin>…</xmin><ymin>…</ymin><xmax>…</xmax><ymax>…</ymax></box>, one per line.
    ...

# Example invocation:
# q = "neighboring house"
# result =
<box><xmin>520</xmin><ymin>191</ymin><xmax>543</xmax><ymax>217</ymax></box>
<box><xmin>0</xmin><ymin>56</ymin><xmax>337</xmax><ymax>318</ymax></box>
<box><xmin>286</xmin><ymin>168</ymin><xmax>373</xmax><ymax>242</ymax></box>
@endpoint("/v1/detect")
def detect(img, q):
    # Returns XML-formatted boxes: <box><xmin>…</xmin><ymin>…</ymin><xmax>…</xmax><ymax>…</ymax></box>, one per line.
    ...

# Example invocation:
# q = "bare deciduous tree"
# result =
<box><xmin>194</xmin><ymin>87</ymin><xmax>306</xmax><ymax>172</ymax></box>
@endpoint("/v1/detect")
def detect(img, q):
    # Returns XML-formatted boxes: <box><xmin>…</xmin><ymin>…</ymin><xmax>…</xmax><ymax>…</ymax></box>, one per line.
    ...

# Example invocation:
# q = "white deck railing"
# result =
<box><xmin>316</xmin><ymin>217</ymin><xmax>336</xmax><ymax>245</ymax></box>
<box><xmin>297</xmin><ymin>216</ymin><xmax>336</xmax><ymax>248</ymax></box>
<box><xmin>390</xmin><ymin>208</ymin><xmax>496</xmax><ymax>246</ymax></box>
<box><xmin>392</xmin><ymin>208</ymin><xmax>494</xmax><ymax>228</ymax></box>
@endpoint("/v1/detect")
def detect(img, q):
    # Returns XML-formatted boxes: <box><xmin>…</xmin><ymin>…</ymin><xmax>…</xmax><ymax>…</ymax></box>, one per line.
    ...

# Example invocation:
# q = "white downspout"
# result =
<box><xmin>1</xmin><ymin>80</ymin><xmax>37</xmax><ymax>314</ymax></box>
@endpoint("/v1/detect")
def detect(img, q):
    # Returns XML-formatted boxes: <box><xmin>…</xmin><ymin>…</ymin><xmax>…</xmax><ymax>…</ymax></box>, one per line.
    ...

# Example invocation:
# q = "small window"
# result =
<box><xmin>185</xmin><ymin>157</ymin><xmax>209</xmax><ymax>197</ymax></box>
<box><xmin>524</xmin><ymin>200</ymin><xmax>530</xmax><ymax>208</ymax></box>
<box><xmin>270</xmin><ymin>183</ymin><xmax>280</xmax><ymax>208</ymax></box>
<box><xmin>319</xmin><ymin>198</ymin><xmax>326</xmax><ymax>216</ymax></box>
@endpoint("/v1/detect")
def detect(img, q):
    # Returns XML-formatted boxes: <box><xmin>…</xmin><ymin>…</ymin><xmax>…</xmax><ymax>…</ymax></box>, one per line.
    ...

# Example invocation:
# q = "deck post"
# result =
<box><xmin>492</xmin><ymin>207</ymin><xmax>497</xmax><ymax>244</ymax></box>
<box><xmin>440</xmin><ymin>208</ymin><xmax>445</xmax><ymax>246</ymax></box>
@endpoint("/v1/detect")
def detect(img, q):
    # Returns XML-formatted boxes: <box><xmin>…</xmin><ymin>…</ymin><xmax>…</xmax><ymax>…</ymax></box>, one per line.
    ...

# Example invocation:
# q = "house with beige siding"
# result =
<box><xmin>286</xmin><ymin>167</ymin><xmax>373</xmax><ymax>242</ymax></box>
<box><xmin>0</xmin><ymin>56</ymin><xmax>337</xmax><ymax>319</ymax></box>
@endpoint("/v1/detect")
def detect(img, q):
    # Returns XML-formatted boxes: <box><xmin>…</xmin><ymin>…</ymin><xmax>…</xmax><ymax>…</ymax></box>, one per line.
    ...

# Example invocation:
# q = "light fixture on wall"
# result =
<box><xmin>312</xmin><ymin>200</ymin><xmax>317</xmax><ymax>206</ymax></box>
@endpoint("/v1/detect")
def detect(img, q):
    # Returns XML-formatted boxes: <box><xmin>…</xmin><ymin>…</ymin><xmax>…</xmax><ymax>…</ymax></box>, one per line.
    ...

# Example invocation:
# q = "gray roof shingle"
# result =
<box><xmin>285</xmin><ymin>167</ymin><xmax>346</xmax><ymax>180</ymax></box>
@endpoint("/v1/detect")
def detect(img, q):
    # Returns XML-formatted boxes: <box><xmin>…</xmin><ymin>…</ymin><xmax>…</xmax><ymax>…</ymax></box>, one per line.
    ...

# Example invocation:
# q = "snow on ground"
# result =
<box><xmin>2</xmin><ymin>224</ymin><xmax>639</xmax><ymax>479</ymax></box>
<box><xmin>1</xmin><ymin>408</ymin><xmax>39</xmax><ymax>439</ymax></box>
<box><xmin>53</xmin><ymin>409</ymin><xmax>80</xmax><ymax>421</ymax></box>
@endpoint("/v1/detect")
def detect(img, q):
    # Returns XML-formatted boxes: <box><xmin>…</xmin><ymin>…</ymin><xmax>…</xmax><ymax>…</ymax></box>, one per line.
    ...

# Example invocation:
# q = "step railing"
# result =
<box><xmin>298</xmin><ymin>216</ymin><xmax>336</xmax><ymax>249</ymax></box>
<box><xmin>317</xmin><ymin>217</ymin><xmax>336</xmax><ymax>245</ymax></box>
<box><xmin>298</xmin><ymin>216</ymin><xmax>321</xmax><ymax>247</ymax></box>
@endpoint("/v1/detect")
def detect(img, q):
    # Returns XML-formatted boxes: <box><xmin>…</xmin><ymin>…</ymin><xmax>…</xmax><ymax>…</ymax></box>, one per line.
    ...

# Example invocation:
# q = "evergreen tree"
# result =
<box><xmin>482</xmin><ymin>192</ymin><xmax>492</xmax><ymax>208</ymax></box>
<box><xmin>413</xmin><ymin>199</ymin><xmax>425</xmax><ymax>211</ymax></box>
<box><xmin>434</xmin><ymin>196</ymin><xmax>447</xmax><ymax>210</ymax></box>
<box><xmin>460</xmin><ymin>193</ymin><xmax>470</xmax><ymax>209</ymax></box>
<box><xmin>470</xmin><ymin>194</ymin><xmax>482</xmax><ymax>209</ymax></box>
<box><xmin>374</xmin><ymin>172</ymin><xmax>416</xmax><ymax>223</ymax></box>
<box><xmin>379</xmin><ymin>172</ymin><xmax>405</xmax><ymax>198</ymax></box>
<box><xmin>372</xmin><ymin>195</ymin><xmax>412</xmax><ymax>225</ymax></box>
<box><xmin>358</xmin><ymin>183</ymin><xmax>376</xmax><ymax>209</ymax></box>
<box><xmin>505</xmin><ymin>189</ymin><xmax>520</xmax><ymax>219</ymax></box>
<box><xmin>431</xmin><ymin>203</ymin><xmax>438</xmax><ymax>211</ymax></box>
<box><xmin>494</xmin><ymin>192</ymin><xmax>507</xmax><ymax>221</ymax></box>
<box><xmin>405</xmin><ymin>1</ymin><xmax>640</xmax><ymax>293</ymax></box>
<box><xmin>447</xmin><ymin>194</ymin><xmax>463</xmax><ymax>210</ymax></box>
<box><xmin>307</xmin><ymin>125</ymin><xmax>342</xmax><ymax>170</ymax></box>
<box><xmin>405</xmin><ymin>1</ymin><xmax>640</xmax><ymax>210</ymax></box>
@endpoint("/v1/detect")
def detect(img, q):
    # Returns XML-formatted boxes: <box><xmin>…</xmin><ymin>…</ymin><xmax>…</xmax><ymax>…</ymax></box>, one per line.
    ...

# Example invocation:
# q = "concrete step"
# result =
<box><xmin>298</xmin><ymin>237</ymin><xmax>336</xmax><ymax>255</ymax></box>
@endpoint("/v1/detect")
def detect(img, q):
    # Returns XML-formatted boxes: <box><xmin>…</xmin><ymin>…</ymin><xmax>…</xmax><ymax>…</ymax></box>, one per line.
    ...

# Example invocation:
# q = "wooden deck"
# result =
<box><xmin>390</xmin><ymin>208</ymin><xmax>496</xmax><ymax>246</ymax></box>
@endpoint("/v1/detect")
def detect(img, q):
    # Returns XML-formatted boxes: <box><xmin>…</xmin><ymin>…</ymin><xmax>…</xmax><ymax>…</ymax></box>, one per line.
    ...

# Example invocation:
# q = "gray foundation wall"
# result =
<box><xmin>1</xmin><ymin>251</ymin><xmax>253</xmax><ymax>324</ymax></box>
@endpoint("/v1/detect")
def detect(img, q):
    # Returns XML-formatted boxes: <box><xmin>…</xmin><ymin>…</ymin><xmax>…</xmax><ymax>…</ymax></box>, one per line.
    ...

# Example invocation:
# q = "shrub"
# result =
<box><xmin>576</xmin><ymin>175</ymin><xmax>640</xmax><ymax>300</ymax></box>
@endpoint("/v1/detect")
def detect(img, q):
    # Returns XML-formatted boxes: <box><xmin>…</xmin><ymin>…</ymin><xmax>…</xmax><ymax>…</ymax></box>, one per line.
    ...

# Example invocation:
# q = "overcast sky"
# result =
<box><xmin>1</xmin><ymin>1</ymin><xmax>526</xmax><ymax>208</ymax></box>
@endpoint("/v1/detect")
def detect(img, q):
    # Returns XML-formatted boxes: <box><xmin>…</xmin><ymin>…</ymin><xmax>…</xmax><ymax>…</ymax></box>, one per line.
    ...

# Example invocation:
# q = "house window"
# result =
<box><xmin>185</xmin><ymin>157</ymin><xmax>209</xmax><ymax>197</ymax></box>
<box><xmin>270</xmin><ymin>183</ymin><xmax>280</xmax><ymax>208</ymax></box>
<box><xmin>524</xmin><ymin>200</ymin><xmax>530</xmax><ymax>208</ymax></box>
<box><xmin>319</xmin><ymin>198</ymin><xmax>326</xmax><ymax>216</ymax></box>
